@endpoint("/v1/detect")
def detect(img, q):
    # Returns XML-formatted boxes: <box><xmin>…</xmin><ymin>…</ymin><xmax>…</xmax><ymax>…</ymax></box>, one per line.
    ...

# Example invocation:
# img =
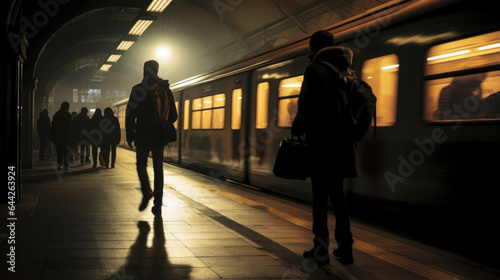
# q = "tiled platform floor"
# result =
<box><xmin>1</xmin><ymin>147</ymin><xmax>499</xmax><ymax>279</ymax></box>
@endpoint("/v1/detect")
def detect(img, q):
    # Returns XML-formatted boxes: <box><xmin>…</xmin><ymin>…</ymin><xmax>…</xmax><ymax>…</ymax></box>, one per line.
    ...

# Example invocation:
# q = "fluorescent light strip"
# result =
<box><xmin>281</xmin><ymin>84</ymin><xmax>302</xmax><ymax>88</ymax></box>
<box><xmin>147</xmin><ymin>0</ymin><xmax>172</xmax><ymax>12</ymax></box>
<box><xmin>117</xmin><ymin>41</ymin><xmax>135</xmax><ymax>51</ymax></box>
<box><xmin>107</xmin><ymin>54</ymin><xmax>122</xmax><ymax>62</ymax></box>
<box><xmin>381</xmin><ymin>64</ymin><xmax>399</xmax><ymax>70</ymax></box>
<box><xmin>427</xmin><ymin>50</ymin><xmax>471</xmax><ymax>61</ymax></box>
<box><xmin>129</xmin><ymin>20</ymin><xmax>153</xmax><ymax>36</ymax></box>
<box><xmin>100</xmin><ymin>64</ymin><xmax>112</xmax><ymax>72</ymax></box>
<box><xmin>478</xmin><ymin>43</ymin><xmax>500</xmax><ymax>51</ymax></box>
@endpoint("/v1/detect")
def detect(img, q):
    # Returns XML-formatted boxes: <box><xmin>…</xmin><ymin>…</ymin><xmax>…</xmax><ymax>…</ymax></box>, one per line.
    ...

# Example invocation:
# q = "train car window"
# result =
<box><xmin>192</xmin><ymin>93</ymin><xmax>226</xmax><ymax>129</ymax></box>
<box><xmin>192</xmin><ymin>98</ymin><xmax>201</xmax><ymax>129</ymax></box>
<box><xmin>426</xmin><ymin>31</ymin><xmax>500</xmax><ymax>76</ymax></box>
<box><xmin>212</xmin><ymin>93</ymin><xmax>226</xmax><ymax>129</ymax></box>
<box><xmin>277</xmin><ymin>76</ymin><xmax>303</xmax><ymax>127</ymax></box>
<box><xmin>231</xmin><ymin>89</ymin><xmax>242</xmax><ymax>130</ymax></box>
<box><xmin>183</xmin><ymin>100</ymin><xmax>190</xmax><ymax>130</ymax></box>
<box><xmin>256</xmin><ymin>82</ymin><xmax>269</xmax><ymax>129</ymax></box>
<box><xmin>424</xmin><ymin>31</ymin><xmax>500</xmax><ymax>122</ymax></box>
<box><xmin>361</xmin><ymin>54</ymin><xmax>399</xmax><ymax>126</ymax></box>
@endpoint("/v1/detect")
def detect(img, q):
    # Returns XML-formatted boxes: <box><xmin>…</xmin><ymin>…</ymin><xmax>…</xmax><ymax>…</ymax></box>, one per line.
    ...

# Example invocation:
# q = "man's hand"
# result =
<box><xmin>127</xmin><ymin>140</ymin><xmax>134</xmax><ymax>149</ymax></box>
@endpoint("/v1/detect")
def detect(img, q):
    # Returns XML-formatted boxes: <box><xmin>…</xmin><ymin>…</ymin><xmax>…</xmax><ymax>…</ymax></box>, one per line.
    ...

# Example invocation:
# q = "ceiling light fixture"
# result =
<box><xmin>116</xmin><ymin>40</ymin><xmax>135</xmax><ymax>51</ymax></box>
<box><xmin>107</xmin><ymin>54</ymin><xmax>122</xmax><ymax>62</ymax></box>
<box><xmin>100</xmin><ymin>64</ymin><xmax>112</xmax><ymax>72</ymax></box>
<box><xmin>147</xmin><ymin>0</ymin><xmax>172</xmax><ymax>13</ymax></box>
<box><xmin>128</xmin><ymin>20</ymin><xmax>153</xmax><ymax>36</ymax></box>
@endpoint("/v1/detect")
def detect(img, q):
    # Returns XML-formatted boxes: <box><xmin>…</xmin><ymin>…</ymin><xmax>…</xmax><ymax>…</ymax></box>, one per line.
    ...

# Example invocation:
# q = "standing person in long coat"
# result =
<box><xmin>87</xmin><ymin>108</ymin><xmax>103</xmax><ymax>168</ymax></box>
<box><xmin>51</xmin><ymin>102</ymin><xmax>73</xmax><ymax>170</ymax></box>
<box><xmin>101</xmin><ymin>107</ymin><xmax>121</xmax><ymax>168</ymax></box>
<box><xmin>292</xmin><ymin>31</ymin><xmax>358</xmax><ymax>266</ymax></box>
<box><xmin>73</xmin><ymin>107</ymin><xmax>91</xmax><ymax>165</ymax></box>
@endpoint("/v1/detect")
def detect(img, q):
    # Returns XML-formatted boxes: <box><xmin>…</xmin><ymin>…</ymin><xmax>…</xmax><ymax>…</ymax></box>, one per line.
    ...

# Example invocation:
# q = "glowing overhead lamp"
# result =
<box><xmin>156</xmin><ymin>45</ymin><xmax>172</xmax><ymax>60</ymax></box>
<box><xmin>107</xmin><ymin>54</ymin><xmax>122</xmax><ymax>62</ymax></box>
<box><xmin>129</xmin><ymin>20</ymin><xmax>153</xmax><ymax>36</ymax></box>
<box><xmin>117</xmin><ymin>40</ymin><xmax>135</xmax><ymax>51</ymax></box>
<box><xmin>147</xmin><ymin>0</ymin><xmax>172</xmax><ymax>13</ymax></box>
<box><xmin>100</xmin><ymin>64</ymin><xmax>112</xmax><ymax>72</ymax></box>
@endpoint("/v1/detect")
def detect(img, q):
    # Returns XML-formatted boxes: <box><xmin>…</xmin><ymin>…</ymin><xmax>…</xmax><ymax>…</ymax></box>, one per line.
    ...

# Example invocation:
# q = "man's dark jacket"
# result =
<box><xmin>126</xmin><ymin>80</ymin><xmax>178</xmax><ymax>146</ymax></box>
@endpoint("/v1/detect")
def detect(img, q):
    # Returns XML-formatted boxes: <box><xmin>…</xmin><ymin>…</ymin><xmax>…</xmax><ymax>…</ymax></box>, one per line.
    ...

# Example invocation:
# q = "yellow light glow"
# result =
<box><xmin>478</xmin><ymin>43</ymin><xmax>500</xmax><ymax>51</ymax></box>
<box><xmin>427</xmin><ymin>50</ymin><xmax>471</xmax><ymax>61</ymax></box>
<box><xmin>129</xmin><ymin>20</ymin><xmax>153</xmax><ymax>36</ymax></box>
<box><xmin>281</xmin><ymin>83</ymin><xmax>302</xmax><ymax>88</ymax></box>
<box><xmin>381</xmin><ymin>64</ymin><xmax>399</xmax><ymax>70</ymax></box>
<box><xmin>117</xmin><ymin>41</ymin><xmax>135</xmax><ymax>51</ymax></box>
<box><xmin>147</xmin><ymin>0</ymin><xmax>172</xmax><ymax>12</ymax></box>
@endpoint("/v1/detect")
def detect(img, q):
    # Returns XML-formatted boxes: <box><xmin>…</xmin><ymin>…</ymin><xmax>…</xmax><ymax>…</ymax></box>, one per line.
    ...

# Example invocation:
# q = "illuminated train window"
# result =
<box><xmin>256</xmin><ymin>82</ymin><xmax>269</xmax><ymax>129</ymax></box>
<box><xmin>192</xmin><ymin>93</ymin><xmax>226</xmax><ymax>129</ymax></box>
<box><xmin>361</xmin><ymin>54</ymin><xmax>399</xmax><ymax>126</ymax></box>
<box><xmin>231</xmin><ymin>89</ymin><xmax>242</xmax><ymax>130</ymax></box>
<box><xmin>183</xmin><ymin>100</ymin><xmax>190</xmax><ymax>130</ymax></box>
<box><xmin>424</xmin><ymin>31</ymin><xmax>500</xmax><ymax>122</ymax></box>
<box><xmin>278</xmin><ymin>76</ymin><xmax>303</xmax><ymax>127</ymax></box>
<box><xmin>174</xmin><ymin>101</ymin><xmax>179</xmax><ymax>129</ymax></box>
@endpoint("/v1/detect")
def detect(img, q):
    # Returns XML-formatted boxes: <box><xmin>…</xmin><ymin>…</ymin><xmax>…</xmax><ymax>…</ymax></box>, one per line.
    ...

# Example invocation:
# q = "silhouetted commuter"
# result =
<box><xmin>73</xmin><ymin>107</ymin><xmax>91</xmax><ymax>165</ymax></box>
<box><xmin>292</xmin><ymin>30</ymin><xmax>357</xmax><ymax>266</ymax></box>
<box><xmin>37</xmin><ymin>109</ymin><xmax>51</xmax><ymax>160</ymax></box>
<box><xmin>101</xmin><ymin>107</ymin><xmax>121</xmax><ymax>168</ymax></box>
<box><xmin>51</xmin><ymin>102</ymin><xmax>73</xmax><ymax>170</ymax></box>
<box><xmin>87</xmin><ymin>108</ymin><xmax>103</xmax><ymax>168</ymax></box>
<box><xmin>126</xmin><ymin>60</ymin><xmax>178</xmax><ymax>217</ymax></box>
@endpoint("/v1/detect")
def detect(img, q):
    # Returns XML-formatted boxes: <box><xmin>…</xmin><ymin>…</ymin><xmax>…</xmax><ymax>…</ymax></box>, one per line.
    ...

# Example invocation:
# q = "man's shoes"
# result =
<box><xmin>139</xmin><ymin>191</ymin><xmax>153</xmax><ymax>211</ymax></box>
<box><xmin>151</xmin><ymin>205</ymin><xmax>162</xmax><ymax>217</ymax></box>
<box><xmin>303</xmin><ymin>247</ymin><xmax>330</xmax><ymax>266</ymax></box>
<box><xmin>333</xmin><ymin>244</ymin><xmax>354</xmax><ymax>265</ymax></box>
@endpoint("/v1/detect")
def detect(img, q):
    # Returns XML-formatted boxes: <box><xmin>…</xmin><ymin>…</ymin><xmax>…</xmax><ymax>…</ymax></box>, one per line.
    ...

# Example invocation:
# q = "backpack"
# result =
<box><xmin>321</xmin><ymin>61</ymin><xmax>377</xmax><ymax>141</ymax></box>
<box><xmin>152</xmin><ymin>83</ymin><xmax>177</xmax><ymax>144</ymax></box>
<box><xmin>153</xmin><ymin>85</ymin><xmax>171</xmax><ymax>124</ymax></box>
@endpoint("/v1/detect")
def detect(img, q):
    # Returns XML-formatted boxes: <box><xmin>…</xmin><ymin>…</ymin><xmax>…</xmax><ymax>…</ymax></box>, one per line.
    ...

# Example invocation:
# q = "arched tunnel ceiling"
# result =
<box><xmin>15</xmin><ymin>0</ymin><xmax>394</xmax><ymax>106</ymax></box>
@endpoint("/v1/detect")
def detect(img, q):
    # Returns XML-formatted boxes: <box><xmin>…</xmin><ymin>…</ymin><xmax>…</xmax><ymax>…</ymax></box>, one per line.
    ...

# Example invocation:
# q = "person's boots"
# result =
<box><xmin>333</xmin><ymin>243</ymin><xmax>354</xmax><ymax>265</ymax></box>
<box><xmin>303</xmin><ymin>236</ymin><xmax>330</xmax><ymax>266</ymax></box>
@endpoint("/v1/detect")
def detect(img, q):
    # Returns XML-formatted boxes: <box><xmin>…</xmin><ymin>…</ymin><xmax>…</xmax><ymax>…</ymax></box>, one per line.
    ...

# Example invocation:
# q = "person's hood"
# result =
<box><xmin>313</xmin><ymin>46</ymin><xmax>353</xmax><ymax>72</ymax></box>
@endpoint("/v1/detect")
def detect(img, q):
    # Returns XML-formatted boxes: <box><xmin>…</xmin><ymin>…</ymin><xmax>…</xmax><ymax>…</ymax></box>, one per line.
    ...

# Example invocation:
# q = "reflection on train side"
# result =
<box><xmin>424</xmin><ymin>30</ymin><xmax>500</xmax><ymax>122</ymax></box>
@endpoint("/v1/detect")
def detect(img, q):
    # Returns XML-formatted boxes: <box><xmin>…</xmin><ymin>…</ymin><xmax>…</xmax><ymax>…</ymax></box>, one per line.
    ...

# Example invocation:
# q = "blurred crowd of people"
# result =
<box><xmin>37</xmin><ymin>102</ymin><xmax>121</xmax><ymax>171</ymax></box>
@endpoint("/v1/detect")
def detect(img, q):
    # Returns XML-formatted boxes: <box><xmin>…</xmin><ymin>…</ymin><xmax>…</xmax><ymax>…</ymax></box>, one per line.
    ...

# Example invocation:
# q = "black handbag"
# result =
<box><xmin>273</xmin><ymin>136</ymin><xmax>310</xmax><ymax>180</ymax></box>
<box><xmin>162</xmin><ymin>121</ymin><xmax>177</xmax><ymax>144</ymax></box>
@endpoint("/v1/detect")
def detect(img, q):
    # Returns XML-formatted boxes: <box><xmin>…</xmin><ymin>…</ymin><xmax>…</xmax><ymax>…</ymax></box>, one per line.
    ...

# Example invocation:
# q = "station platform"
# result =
<box><xmin>1</xmin><ymin>147</ymin><xmax>499</xmax><ymax>280</ymax></box>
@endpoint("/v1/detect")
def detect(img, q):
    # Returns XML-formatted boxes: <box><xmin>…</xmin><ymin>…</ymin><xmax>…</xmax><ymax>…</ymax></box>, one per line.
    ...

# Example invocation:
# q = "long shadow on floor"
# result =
<box><xmin>108</xmin><ymin>219</ymin><xmax>191</xmax><ymax>280</ymax></box>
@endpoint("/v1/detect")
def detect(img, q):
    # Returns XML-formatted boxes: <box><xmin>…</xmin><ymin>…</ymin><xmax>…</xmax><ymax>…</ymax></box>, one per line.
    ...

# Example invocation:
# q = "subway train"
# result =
<box><xmin>114</xmin><ymin>0</ymin><xmax>500</xmax><ymax>264</ymax></box>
